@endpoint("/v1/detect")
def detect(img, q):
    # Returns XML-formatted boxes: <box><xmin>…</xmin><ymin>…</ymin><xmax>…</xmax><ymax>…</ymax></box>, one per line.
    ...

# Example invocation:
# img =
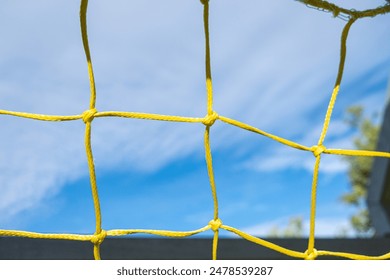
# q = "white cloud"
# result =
<box><xmin>0</xmin><ymin>120</ymin><xmax>86</xmax><ymax>222</ymax></box>
<box><xmin>1</xmin><ymin>0</ymin><xmax>389</xmax><ymax>222</ymax></box>
<box><xmin>242</xmin><ymin>119</ymin><xmax>353</xmax><ymax>174</ymax></box>
<box><xmin>241</xmin><ymin>215</ymin><xmax>354</xmax><ymax>238</ymax></box>
<box><xmin>244</xmin><ymin>146</ymin><xmax>350</xmax><ymax>174</ymax></box>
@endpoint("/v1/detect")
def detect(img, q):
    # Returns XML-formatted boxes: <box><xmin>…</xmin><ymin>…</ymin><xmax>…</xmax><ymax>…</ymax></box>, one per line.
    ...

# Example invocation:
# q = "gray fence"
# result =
<box><xmin>1</xmin><ymin>237</ymin><xmax>390</xmax><ymax>260</ymax></box>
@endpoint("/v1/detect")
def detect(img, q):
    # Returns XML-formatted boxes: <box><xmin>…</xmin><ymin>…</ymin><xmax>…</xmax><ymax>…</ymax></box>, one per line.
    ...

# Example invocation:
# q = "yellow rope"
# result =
<box><xmin>202</xmin><ymin>0</ymin><xmax>213</xmax><ymax>116</ymax></box>
<box><xmin>317</xmin><ymin>18</ymin><xmax>355</xmax><ymax>145</ymax></box>
<box><xmin>221</xmin><ymin>225</ymin><xmax>306</xmax><ymax>259</ymax></box>
<box><xmin>1</xmin><ymin>0</ymin><xmax>390</xmax><ymax>260</ymax></box>
<box><xmin>305</xmin><ymin>17</ymin><xmax>355</xmax><ymax>259</ymax></box>
<box><xmin>0</xmin><ymin>230</ymin><xmax>93</xmax><ymax>241</ymax></box>
<box><xmin>80</xmin><ymin>0</ymin><xmax>104</xmax><ymax>260</ymax></box>
<box><xmin>80</xmin><ymin>0</ymin><xmax>97</xmax><ymax>110</ymax></box>
<box><xmin>297</xmin><ymin>0</ymin><xmax>390</xmax><ymax>20</ymax></box>
<box><xmin>219</xmin><ymin>116</ymin><xmax>311</xmax><ymax>151</ymax></box>
<box><xmin>0</xmin><ymin>110</ymin><xmax>82</xmax><ymax>121</ymax></box>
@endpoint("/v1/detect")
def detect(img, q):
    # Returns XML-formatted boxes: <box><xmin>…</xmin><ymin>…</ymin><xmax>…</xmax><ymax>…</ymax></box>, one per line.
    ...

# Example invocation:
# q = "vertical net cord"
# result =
<box><xmin>80</xmin><ymin>0</ymin><xmax>97</xmax><ymax>109</ymax></box>
<box><xmin>203</xmin><ymin>0</ymin><xmax>213</xmax><ymax>116</ymax></box>
<box><xmin>317</xmin><ymin>18</ymin><xmax>356</xmax><ymax>145</ymax></box>
<box><xmin>201</xmin><ymin>0</ymin><xmax>220</xmax><ymax>260</ymax></box>
<box><xmin>80</xmin><ymin>0</ymin><xmax>104</xmax><ymax>260</ymax></box>
<box><xmin>306</xmin><ymin>18</ymin><xmax>356</xmax><ymax>258</ymax></box>
<box><xmin>205</xmin><ymin>126</ymin><xmax>220</xmax><ymax>260</ymax></box>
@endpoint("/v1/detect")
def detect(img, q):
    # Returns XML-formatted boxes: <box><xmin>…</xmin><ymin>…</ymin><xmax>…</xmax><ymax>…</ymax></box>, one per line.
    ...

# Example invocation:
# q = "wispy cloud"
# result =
<box><xmin>241</xmin><ymin>215</ymin><xmax>354</xmax><ymax>238</ymax></box>
<box><xmin>240</xmin><ymin>118</ymin><xmax>354</xmax><ymax>174</ymax></box>
<box><xmin>1</xmin><ymin>0</ymin><xmax>389</xmax><ymax>223</ymax></box>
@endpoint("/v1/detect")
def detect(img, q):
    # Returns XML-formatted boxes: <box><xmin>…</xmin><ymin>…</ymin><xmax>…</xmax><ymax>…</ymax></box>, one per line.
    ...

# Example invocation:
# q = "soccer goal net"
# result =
<box><xmin>1</xmin><ymin>0</ymin><xmax>390</xmax><ymax>260</ymax></box>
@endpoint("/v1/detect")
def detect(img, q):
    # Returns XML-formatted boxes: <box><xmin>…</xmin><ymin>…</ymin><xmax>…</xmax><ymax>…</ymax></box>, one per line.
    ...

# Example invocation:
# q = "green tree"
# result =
<box><xmin>342</xmin><ymin>105</ymin><xmax>380</xmax><ymax>236</ymax></box>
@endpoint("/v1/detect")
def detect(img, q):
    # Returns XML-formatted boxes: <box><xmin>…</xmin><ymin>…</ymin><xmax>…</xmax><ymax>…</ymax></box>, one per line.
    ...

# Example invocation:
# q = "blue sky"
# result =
<box><xmin>1</xmin><ymin>0</ymin><xmax>390</xmax><ymax>238</ymax></box>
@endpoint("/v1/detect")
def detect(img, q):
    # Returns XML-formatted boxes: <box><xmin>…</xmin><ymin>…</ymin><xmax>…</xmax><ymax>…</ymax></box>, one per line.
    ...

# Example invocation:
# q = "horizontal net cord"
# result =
<box><xmin>325</xmin><ymin>149</ymin><xmax>390</xmax><ymax>158</ymax></box>
<box><xmin>316</xmin><ymin>250</ymin><xmax>390</xmax><ymax>260</ymax></box>
<box><xmin>222</xmin><ymin>225</ymin><xmax>306</xmax><ymax>259</ymax></box>
<box><xmin>0</xmin><ymin>224</ymin><xmax>213</xmax><ymax>241</ymax></box>
<box><xmin>107</xmin><ymin>226</ymin><xmax>211</xmax><ymax>238</ymax></box>
<box><xmin>223</xmin><ymin>224</ymin><xmax>390</xmax><ymax>260</ymax></box>
<box><xmin>4</xmin><ymin>226</ymin><xmax>390</xmax><ymax>260</ymax></box>
<box><xmin>94</xmin><ymin>111</ymin><xmax>204</xmax><ymax>123</ymax></box>
<box><xmin>4</xmin><ymin>107</ymin><xmax>390</xmax><ymax>159</ymax></box>
<box><xmin>219</xmin><ymin>116</ymin><xmax>311</xmax><ymax>152</ymax></box>
<box><xmin>0</xmin><ymin>226</ymin><xmax>211</xmax><ymax>240</ymax></box>
<box><xmin>5</xmin><ymin>107</ymin><xmax>390</xmax><ymax>159</ymax></box>
<box><xmin>0</xmin><ymin>109</ymin><xmax>209</xmax><ymax>124</ymax></box>
<box><xmin>0</xmin><ymin>230</ymin><xmax>92</xmax><ymax>242</ymax></box>
<box><xmin>0</xmin><ymin>223</ymin><xmax>220</xmax><ymax>241</ymax></box>
<box><xmin>297</xmin><ymin>0</ymin><xmax>390</xmax><ymax>20</ymax></box>
<box><xmin>0</xmin><ymin>110</ymin><xmax>82</xmax><ymax>121</ymax></box>
<box><xmin>0</xmin><ymin>108</ymin><xmax>310</xmax><ymax>151</ymax></box>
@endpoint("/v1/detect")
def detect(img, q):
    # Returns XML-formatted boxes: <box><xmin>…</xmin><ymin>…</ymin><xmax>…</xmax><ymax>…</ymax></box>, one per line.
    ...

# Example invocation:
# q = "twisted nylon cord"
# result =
<box><xmin>0</xmin><ymin>0</ymin><xmax>390</xmax><ymax>260</ymax></box>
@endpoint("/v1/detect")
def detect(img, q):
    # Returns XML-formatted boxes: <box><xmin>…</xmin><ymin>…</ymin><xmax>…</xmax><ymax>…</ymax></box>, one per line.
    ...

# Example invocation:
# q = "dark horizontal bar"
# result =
<box><xmin>1</xmin><ymin>237</ymin><xmax>390</xmax><ymax>260</ymax></box>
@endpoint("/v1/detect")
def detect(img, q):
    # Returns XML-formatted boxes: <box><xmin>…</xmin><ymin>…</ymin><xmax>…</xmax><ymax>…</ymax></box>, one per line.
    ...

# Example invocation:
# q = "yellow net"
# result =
<box><xmin>1</xmin><ymin>0</ymin><xmax>390</xmax><ymax>260</ymax></box>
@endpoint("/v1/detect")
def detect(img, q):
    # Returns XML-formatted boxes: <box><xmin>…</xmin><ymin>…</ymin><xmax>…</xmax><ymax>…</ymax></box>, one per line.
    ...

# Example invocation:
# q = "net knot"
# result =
<box><xmin>82</xmin><ymin>108</ymin><xmax>97</xmax><ymax>123</ymax></box>
<box><xmin>311</xmin><ymin>145</ymin><xmax>326</xmax><ymax>157</ymax></box>
<box><xmin>209</xmin><ymin>218</ymin><xmax>222</xmax><ymax>232</ymax></box>
<box><xmin>202</xmin><ymin>111</ymin><xmax>219</xmax><ymax>127</ymax></box>
<box><xmin>91</xmin><ymin>230</ymin><xmax>106</xmax><ymax>245</ymax></box>
<box><xmin>332</xmin><ymin>9</ymin><xmax>340</xmax><ymax>18</ymax></box>
<box><xmin>304</xmin><ymin>248</ymin><xmax>318</xmax><ymax>260</ymax></box>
